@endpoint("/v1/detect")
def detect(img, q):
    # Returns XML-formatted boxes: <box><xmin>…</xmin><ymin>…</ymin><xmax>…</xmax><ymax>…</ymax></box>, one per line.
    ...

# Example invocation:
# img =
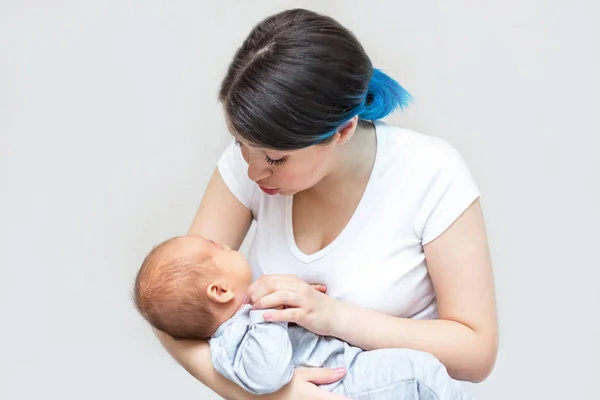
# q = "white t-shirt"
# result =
<box><xmin>217</xmin><ymin>121</ymin><xmax>479</xmax><ymax>320</ymax></box>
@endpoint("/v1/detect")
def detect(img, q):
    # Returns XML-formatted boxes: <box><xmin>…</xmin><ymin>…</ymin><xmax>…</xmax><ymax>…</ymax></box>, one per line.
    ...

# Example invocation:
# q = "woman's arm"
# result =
<box><xmin>154</xmin><ymin>329</ymin><xmax>254</xmax><ymax>400</ymax></box>
<box><xmin>187</xmin><ymin>168</ymin><xmax>253</xmax><ymax>249</ymax></box>
<box><xmin>331</xmin><ymin>199</ymin><xmax>498</xmax><ymax>382</ymax></box>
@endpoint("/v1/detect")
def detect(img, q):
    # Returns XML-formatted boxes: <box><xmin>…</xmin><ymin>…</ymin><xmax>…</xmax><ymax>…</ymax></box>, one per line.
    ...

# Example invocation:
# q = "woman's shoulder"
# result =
<box><xmin>217</xmin><ymin>140</ymin><xmax>260</xmax><ymax>212</ymax></box>
<box><xmin>374</xmin><ymin>122</ymin><xmax>480</xmax><ymax>243</ymax></box>
<box><xmin>374</xmin><ymin>121</ymin><xmax>468</xmax><ymax>175</ymax></box>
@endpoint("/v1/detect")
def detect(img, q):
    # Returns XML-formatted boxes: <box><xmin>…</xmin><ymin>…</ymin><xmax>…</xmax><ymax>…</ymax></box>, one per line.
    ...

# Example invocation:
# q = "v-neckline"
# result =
<box><xmin>284</xmin><ymin>122</ymin><xmax>382</xmax><ymax>264</ymax></box>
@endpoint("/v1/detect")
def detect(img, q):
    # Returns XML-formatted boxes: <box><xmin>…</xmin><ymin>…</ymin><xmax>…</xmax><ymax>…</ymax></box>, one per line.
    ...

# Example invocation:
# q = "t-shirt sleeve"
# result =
<box><xmin>414</xmin><ymin>138</ymin><xmax>481</xmax><ymax>245</ymax></box>
<box><xmin>217</xmin><ymin>140</ymin><xmax>257</xmax><ymax>213</ymax></box>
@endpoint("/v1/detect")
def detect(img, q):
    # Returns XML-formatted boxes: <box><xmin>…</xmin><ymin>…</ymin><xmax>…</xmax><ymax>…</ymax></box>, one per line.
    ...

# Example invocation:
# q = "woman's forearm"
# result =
<box><xmin>331</xmin><ymin>303</ymin><xmax>498</xmax><ymax>383</ymax></box>
<box><xmin>153</xmin><ymin>329</ymin><xmax>255</xmax><ymax>400</ymax></box>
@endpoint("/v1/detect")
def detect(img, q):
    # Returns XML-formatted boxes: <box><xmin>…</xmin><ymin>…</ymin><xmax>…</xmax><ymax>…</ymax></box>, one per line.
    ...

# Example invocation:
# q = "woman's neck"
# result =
<box><xmin>306</xmin><ymin>121</ymin><xmax>377</xmax><ymax>202</ymax></box>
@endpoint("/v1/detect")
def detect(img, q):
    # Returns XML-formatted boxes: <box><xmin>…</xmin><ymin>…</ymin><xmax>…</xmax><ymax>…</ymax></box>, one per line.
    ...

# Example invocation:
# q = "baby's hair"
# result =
<box><xmin>133</xmin><ymin>238</ymin><xmax>220</xmax><ymax>340</ymax></box>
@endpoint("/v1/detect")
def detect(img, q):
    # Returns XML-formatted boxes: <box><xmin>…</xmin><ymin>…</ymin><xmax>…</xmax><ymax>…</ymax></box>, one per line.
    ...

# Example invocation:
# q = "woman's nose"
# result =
<box><xmin>247</xmin><ymin>156</ymin><xmax>271</xmax><ymax>182</ymax></box>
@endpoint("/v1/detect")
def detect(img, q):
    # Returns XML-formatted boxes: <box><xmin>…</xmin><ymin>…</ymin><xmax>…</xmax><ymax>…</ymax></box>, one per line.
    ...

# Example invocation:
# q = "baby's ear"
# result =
<box><xmin>206</xmin><ymin>281</ymin><xmax>235</xmax><ymax>304</ymax></box>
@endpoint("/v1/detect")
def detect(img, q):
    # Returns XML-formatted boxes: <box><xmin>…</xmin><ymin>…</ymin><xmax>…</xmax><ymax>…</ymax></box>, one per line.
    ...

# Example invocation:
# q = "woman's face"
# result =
<box><xmin>233</xmin><ymin>137</ymin><xmax>338</xmax><ymax>196</ymax></box>
<box><xmin>227</xmin><ymin>116</ymin><xmax>358</xmax><ymax>196</ymax></box>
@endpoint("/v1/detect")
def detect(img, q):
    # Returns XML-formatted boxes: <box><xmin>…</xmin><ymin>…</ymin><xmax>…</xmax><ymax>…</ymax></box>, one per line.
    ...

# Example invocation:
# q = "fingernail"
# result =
<box><xmin>263</xmin><ymin>313</ymin><xmax>272</xmax><ymax>321</ymax></box>
<box><xmin>334</xmin><ymin>367</ymin><xmax>345</xmax><ymax>375</ymax></box>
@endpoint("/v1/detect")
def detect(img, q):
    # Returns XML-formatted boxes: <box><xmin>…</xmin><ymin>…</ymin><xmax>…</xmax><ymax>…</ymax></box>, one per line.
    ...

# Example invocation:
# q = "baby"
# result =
<box><xmin>133</xmin><ymin>234</ymin><xmax>472</xmax><ymax>400</ymax></box>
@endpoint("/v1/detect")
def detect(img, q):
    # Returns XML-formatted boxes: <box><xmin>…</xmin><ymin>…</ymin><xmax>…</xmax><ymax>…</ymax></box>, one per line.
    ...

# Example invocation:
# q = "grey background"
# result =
<box><xmin>1</xmin><ymin>1</ymin><xmax>598</xmax><ymax>399</ymax></box>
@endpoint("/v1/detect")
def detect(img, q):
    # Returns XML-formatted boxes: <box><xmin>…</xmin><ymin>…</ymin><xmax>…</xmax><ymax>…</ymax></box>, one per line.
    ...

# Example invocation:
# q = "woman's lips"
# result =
<box><xmin>259</xmin><ymin>186</ymin><xmax>279</xmax><ymax>195</ymax></box>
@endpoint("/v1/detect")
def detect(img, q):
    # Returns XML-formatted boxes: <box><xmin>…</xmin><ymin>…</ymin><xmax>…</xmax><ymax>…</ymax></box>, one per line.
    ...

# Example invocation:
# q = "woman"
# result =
<box><xmin>154</xmin><ymin>8</ymin><xmax>498</xmax><ymax>400</ymax></box>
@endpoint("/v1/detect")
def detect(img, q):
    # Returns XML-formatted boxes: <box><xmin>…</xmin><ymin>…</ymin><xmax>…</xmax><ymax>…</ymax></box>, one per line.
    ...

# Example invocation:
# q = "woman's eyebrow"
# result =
<box><xmin>233</xmin><ymin>136</ymin><xmax>258</xmax><ymax>148</ymax></box>
<box><xmin>236</xmin><ymin>138</ymin><xmax>289</xmax><ymax>155</ymax></box>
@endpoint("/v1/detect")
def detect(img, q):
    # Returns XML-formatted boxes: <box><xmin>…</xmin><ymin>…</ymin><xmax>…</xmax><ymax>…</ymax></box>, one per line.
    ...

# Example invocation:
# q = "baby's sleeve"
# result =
<box><xmin>217</xmin><ymin>140</ymin><xmax>258</xmax><ymax>213</ymax></box>
<box><xmin>211</xmin><ymin>310</ymin><xmax>294</xmax><ymax>395</ymax></box>
<box><xmin>413</xmin><ymin>138</ymin><xmax>481</xmax><ymax>245</ymax></box>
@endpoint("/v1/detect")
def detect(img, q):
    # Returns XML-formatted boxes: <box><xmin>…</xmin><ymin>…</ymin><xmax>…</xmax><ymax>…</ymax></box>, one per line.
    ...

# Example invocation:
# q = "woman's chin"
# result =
<box><xmin>277</xmin><ymin>188</ymin><xmax>302</xmax><ymax>196</ymax></box>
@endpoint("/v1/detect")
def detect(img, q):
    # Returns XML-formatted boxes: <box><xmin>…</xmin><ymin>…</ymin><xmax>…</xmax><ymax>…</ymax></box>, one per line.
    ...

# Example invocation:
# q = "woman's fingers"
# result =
<box><xmin>252</xmin><ymin>290</ymin><xmax>299</xmax><ymax>310</ymax></box>
<box><xmin>310</xmin><ymin>284</ymin><xmax>327</xmax><ymax>294</ymax></box>
<box><xmin>253</xmin><ymin>284</ymin><xmax>326</xmax><ymax>309</ymax></box>
<box><xmin>263</xmin><ymin>307</ymin><xmax>302</xmax><ymax>323</ymax></box>
<box><xmin>294</xmin><ymin>366</ymin><xmax>347</xmax><ymax>385</ymax></box>
<box><xmin>286</xmin><ymin>367</ymin><xmax>350</xmax><ymax>400</ymax></box>
<box><xmin>247</xmin><ymin>275</ymin><xmax>302</xmax><ymax>304</ymax></box>
<box><xmin>248</xmin><ymin>274</ymin><xmax>296</xmax><ymax>293</ymax></box>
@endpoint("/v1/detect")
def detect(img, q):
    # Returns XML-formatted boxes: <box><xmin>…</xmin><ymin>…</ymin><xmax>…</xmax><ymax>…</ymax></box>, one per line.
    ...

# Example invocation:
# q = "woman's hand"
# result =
<box><xmin>246</xmin><ymin>277</ymin><xmax>348</xmax><ymax>399</ymax></box>
<box><xmin>246</xmin><ymin>275</ymin><xmax>339</xmax><ymax>336</ymax></box>
<box><xmin>262</xmin><ymin>367</ymin><xmax>349</xmax><ymax>400</ymax></box>
<box><xmin>309</xmin><ymin>283</ymin><xmax>328</xmax><ymax>294</ymax></box>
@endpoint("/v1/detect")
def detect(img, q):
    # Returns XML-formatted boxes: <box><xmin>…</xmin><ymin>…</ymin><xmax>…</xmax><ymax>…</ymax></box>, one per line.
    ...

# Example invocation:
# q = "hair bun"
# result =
<box><xmin>358</xmin><ymin>68</ymin><xmax>412</xmax><ymax>121</ymax></box>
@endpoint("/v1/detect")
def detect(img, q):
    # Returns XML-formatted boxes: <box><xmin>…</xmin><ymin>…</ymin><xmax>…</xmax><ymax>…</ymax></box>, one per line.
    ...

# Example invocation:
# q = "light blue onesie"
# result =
<box><xmin>209</xmin><ymin>305</ymin><xmax>472</xmax><ymax>399</ymax></box>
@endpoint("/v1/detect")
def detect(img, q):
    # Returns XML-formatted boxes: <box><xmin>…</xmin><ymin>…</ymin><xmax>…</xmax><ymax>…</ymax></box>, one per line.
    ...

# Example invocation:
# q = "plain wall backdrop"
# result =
<box><xmin>1</xmin><ymin>1</ymin><xmax>598</xmax><ymax>399</ymax></box>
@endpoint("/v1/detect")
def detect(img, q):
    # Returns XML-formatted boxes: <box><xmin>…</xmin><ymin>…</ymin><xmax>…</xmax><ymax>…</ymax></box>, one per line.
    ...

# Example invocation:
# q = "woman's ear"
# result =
<box><xmin>335</xmin><ymin>115</ymin><xmax>359</xmax><ymax>145</ymax></box>
<box><xmin>206</xmin><ymin>282</ymin><xmax>235</xmax><ymax>304</ymax></box>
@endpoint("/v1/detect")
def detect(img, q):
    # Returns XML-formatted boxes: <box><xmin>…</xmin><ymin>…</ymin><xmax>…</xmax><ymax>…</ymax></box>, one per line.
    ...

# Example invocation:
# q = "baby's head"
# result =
<box><xmin>133</xmin><ymin>235</ymin><xmax>253</xmax><ymax>340</ymax></box>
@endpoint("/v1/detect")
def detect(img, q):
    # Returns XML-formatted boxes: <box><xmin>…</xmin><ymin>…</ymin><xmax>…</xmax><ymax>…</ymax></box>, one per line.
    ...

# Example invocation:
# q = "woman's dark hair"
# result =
<box><xmin>219</xmin><ymin>8</ymin><xmax>412</xmax><ymax>150</ymax></box>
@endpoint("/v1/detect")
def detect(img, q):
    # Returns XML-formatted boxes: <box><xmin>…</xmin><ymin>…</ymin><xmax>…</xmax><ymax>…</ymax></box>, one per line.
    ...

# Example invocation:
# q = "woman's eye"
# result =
<box><xmin>265</xmin><ymin>156</ymin><xmax>286</xmax><ymax>166</ymax></box>
<box><xmin>235</xmin><ymin>139</ymin><xmax>285</xmax><ymax>166</ymax></box>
